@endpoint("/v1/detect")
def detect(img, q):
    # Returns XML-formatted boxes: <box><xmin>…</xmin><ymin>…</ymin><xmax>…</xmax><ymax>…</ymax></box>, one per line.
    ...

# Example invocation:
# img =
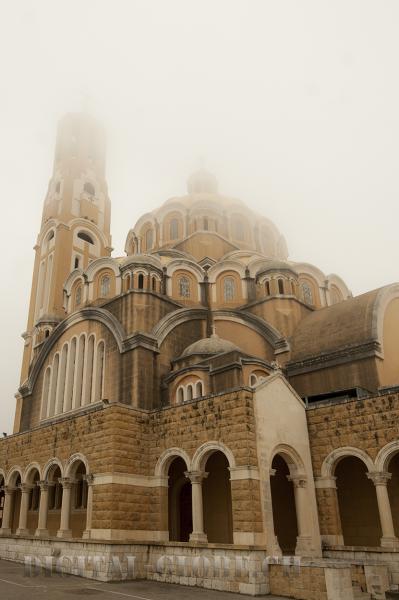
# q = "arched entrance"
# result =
<box><xmin>25</xmin><ymin>468</ymin><xmax>40</xmax><ymax>535</ymax></box>
<box><xmin>270</xmin><ymin>454</ymin><xmax>298</xmax><ymax>554</ymax></box>
<box><xmin>10</xmin><ymin>473</ymin><xmax>22</xmax><ymax>533</ymax></box>
<box><xmin>387</xmin><ymin>453</ymin><xmax>399</xmax><ymax>537</ymax></box>
<box><xmin>0</xmin><ymin>475</ymin><xmax>4</xmax><ymax>528</ymax></box>
<box><xmin>335</xmin><ymin>456</ymin><xmax>381</xmax><ymax>546</ymax></box>
<box><xmin>68</xmin><ymin>460</ymin><xmax>88</xmax><ymax>539</ymax></box>
<box><xmin>168</xmin><ymin>457</ymin><xmax>192</xmax><ymax>542</ymax></box>
<box><xmin>47</xmin><ymin>465</ymin><xmax>62</xmax><ymax>536</ymax></box>
<box><xmin>203</xmin><ymin>451</ymin><xmax>233</xmax><ymax>543</ymax></box>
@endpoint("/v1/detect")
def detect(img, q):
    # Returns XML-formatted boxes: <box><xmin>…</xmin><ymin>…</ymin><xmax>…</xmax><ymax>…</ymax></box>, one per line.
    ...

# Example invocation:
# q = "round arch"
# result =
<box><xmin>65</xmin><ymin>453</ymin><xmax>90</xmax><ymax>478</ymax></box>
<box><xmin>191</xmin><ymin>441</ymin><xmax>236</xmax><ymax>472</ymax></box>
<box><xmin>375</xmin><ymin>441</ymin><xmax>399</xmax><ymax>473</ymax></box>
<box><xmin>270</xmin><ymin>444</ymin><xmax>306</xmax><ymax>476</ymax></box>
<box><xmin>23</xmin><ymin>462</ymin><xmax>42</xmax><ymax>484</ymax></box>
<box><xmin>6</xmin><ymin>466</ymin><xmax>23</xmax><ymax>486</ymax></box>
<box><xmin>43</xmin><ymin>458</ymin><xmax>64</xmax><ymax>481</ymax></box>
<box><xmin>321</xmin><ymin>446</ymin><xmax>375</xmax><ymax>479</ymax></box>
<box><xmin>155</xmin><ymin>448</ymin><xmax>191</xmax><ymax>478</ymax></box>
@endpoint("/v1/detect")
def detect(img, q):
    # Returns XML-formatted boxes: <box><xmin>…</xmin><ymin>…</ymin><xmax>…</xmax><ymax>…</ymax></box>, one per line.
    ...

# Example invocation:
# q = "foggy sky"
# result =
<box><xmin>1</xmin><ymin>1</ymin><xmax>398</xmax><ymax>432</ymax></box>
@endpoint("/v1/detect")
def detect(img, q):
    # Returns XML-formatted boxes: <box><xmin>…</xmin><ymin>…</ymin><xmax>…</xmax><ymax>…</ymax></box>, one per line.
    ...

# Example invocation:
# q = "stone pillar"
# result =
<box><xmin>288</xmin><ymin>474</ymin><xmax>314</xmax><ymax>555</ymax></box>
<box><xmin>35</xmin><ymin>481</ymin><xmax>49</xmax><ymax>537</ymax></box>
<box><xmin>315</xmin><ymin>476</ymin><xmax>344</xmax><ymax>546</ymax></box>
<box><xmin>0</xmin><ymin>487</ymin><xmax>14</xmax><ymax>536</ymax></box>
<box><xmin>16</xmin><ymin>484</ymin><xmax>33</xmax><ymax>536</ymax></box>
<box><xmin>268</xmin><ymin>468</ymin><xmax>283</xmax><ymax>555</ymax></box>
<box><xmin>185</xmin><ymin>471</ymin><xmax>208</xmax><ymax>543</ymax></box>
<box><xmin>82</xmin><ymin>474</ymin><xmax>94</xmax><ymax>539</ymax></box>
<box><xmin>367</xmin><ymin>471</ymin><xmax>399</xmax><ymax>549</ymax></box>
<box><xmin>57</xmin><ymin>478</ymin><xmax>74</xmax><ymax>538</ymax></box>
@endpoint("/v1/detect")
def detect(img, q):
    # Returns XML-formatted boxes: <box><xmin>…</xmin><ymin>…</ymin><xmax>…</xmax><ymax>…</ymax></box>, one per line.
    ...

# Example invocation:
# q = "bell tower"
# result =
<box><xmin>20</xmin><ymin>112</ymin><xmax>112</xmax><ymax>386</ymax></box>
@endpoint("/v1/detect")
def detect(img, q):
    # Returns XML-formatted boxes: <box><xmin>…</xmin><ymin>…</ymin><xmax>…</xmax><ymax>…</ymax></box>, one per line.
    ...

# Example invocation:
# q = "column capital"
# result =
<box><xmin>83</xmin><ymin>474</ymin><xmax>94</xmax><ymax>486</ymax></box>
<box><xmin>287</xmin><ymin>474</ymin><xmax>307</xmax><ymax>488</ymax></box>
<box><xmin>367</xmin><ymin>471</ymin><xmax>392</xmax><ymax>486</ymax></box>
<box><xmin>58</xmin><ymin>477</ymin><xmax>75</xmax><ymax>489</ymax></box>
<box><xmin>3</xmin><ymin>485</ymin><xmax>17</xmax><ymax>496</ymax></box>
<box><xmin>38</xmin><ymin>480</ymin><xmax>50</xmax><ymax>492</ymax></box>
<box><xmin>18</xmin><ymin>483</ymin><xmax>34</xmax><ymax>493</ymax></box>
<box><xmin>184</xmin><ymin>470</ymin><xmax>208</xmax><ymax>484</ymax></box>
<box><xmin>269</xmin><ymin>468</ymin><xmax>277</xmax><ymax>477</ymax></box>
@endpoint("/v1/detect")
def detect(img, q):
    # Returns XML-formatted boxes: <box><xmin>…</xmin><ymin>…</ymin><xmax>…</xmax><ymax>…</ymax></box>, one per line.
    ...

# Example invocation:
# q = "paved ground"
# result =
<box><xmin>0</xmin><ymin>559</ymin><xmax>287</xmax><ymax>599</ymax></box>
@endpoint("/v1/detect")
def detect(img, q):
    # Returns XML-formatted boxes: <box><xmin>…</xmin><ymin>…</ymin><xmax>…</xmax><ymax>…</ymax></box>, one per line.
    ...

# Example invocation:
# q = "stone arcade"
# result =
<box><xmin>1</xmin><ymin>113</ymin><xmax>399</xmax><ymax>599</ymax></box>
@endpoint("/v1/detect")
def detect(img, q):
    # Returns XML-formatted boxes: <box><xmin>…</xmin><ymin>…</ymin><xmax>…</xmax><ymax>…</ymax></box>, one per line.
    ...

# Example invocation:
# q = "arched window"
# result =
<box><xmin>170</xmin><ymin>218</ymin><xmax>179</xmax><ymax>240</ymax></box>
<box><xmin>265</xmin><ymin>280</ymin><xmax>271</xmax><ymax>296</ymax></box>
<box><xmin>291</xmin><ymin>281</ymin><xmax>296</xmax><ymax>295</ymax></box>
<box><xmin>145</xmin><ymin>228</ymin><xmax>153</xmax><ymax>250</ymax></box>
<box><xmin>177</xmin><ymin>387</ymin><xmax>184</xmax><ymax>404</ymax></box>
<box><xmin>179</xmin><ymin>276</ymin><xmax>190</xmax><ymax>298</ymax></box>
<box><xmin>152</xmin><ymin>276</ymin><xmax>157</xmax><ymax>291</ymax></box>
<box><xmin>45</xmin><ymin>329</ymin><xmax>50</xmax><ymax>338</ymax></box>
<box><xmin>75</xmin><ymin>285</ymin><xmax>82</xmax><ymax>307</ymax></box>
<box><xmin>74</xmin><ymin>257</ymin><xmax>80</xmax><ymax>270</ymax></box>
<box><xmin>138</xmin><ymin>273</ymin><xmax>144</xmax><ymax>289</ymax></box>
<box><xmin>187</xmin><ymin>384</ymin><xmax>193</xmax><ymax>401</ymax></box>
<box><xmin>278</xmin><ymin>279</ymin><xmax>284</xmax><ymax>294</ymax></box>
<box><xmin>195</xmin><ymin>381</ymin><xmax>203</xmax><ymax>398</ymax></box>
<box><xmin>83</xmin><ymin>182</ymin><xmax>95</xmax><ymax>196</ymax></box>
<box><xmin>100</xmin><ymin>275</ymin><xmax>110</xmax><ymax>297</ymax></box>
<box><xmin>302</xmin><ymin>282</ymin><xmax>313</xmax><ymax>305</ymax></box>
<box><xmin>250</xmin><ymin>374</ymin><xmax>258</xmax><ymax>387</ymax></box>
<box><xmin>233</xmin><ymin>219</ymin><xmax>245</xmax><ymax>241</ymax></box>
<box><xmin>223</xmin><ymin>277</ymin><xmax>236</xmax><ymax>302</ymax></box>
<box><xmin>78</xmin><ymin>231</ymin><xmax>94</xmax><ymax>245</ymax></box>
<box><xmin>125</xmin><ymin>274</ymin><xmax>131</xmax><ymax>291</ymax></box>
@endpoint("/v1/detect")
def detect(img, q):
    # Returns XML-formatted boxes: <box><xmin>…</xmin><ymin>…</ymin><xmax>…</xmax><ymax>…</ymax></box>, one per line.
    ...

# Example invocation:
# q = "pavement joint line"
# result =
<box><xmin>85</xmin><ymin>587</ymin><xmax>154</xmax><ymax>600</ymax></box>
<box><xmin>0</xmin><ymin>577</ymin><xmax>47</xmax><ymax>588</ymax></box>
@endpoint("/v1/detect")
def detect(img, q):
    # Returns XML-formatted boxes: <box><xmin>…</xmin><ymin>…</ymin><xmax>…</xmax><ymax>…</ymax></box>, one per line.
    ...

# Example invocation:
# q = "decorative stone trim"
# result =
<box><xmin>93</xmin><ymin>473</ymin><xmax>169</xmax><ymax>488</ymax></box>
<box><xmin>315</xmin><ymin>476</ymin><xmax>337</xmax><ymax>489</ymax></box>
<box><xmin>229</xmin><ymin>466</ymin><xmax>260</xmax><ymax>481</ymax></box>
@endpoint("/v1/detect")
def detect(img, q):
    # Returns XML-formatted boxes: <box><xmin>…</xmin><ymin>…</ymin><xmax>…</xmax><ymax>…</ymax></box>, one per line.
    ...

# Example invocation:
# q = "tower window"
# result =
<box><xmin>74</xmin><ymin>257</ymin><xmax>80</xmax><ymax>270</ymax></box>
<box><xmin>178</xmin><ymin>276</ymin><xmax>190</xmax><ymax>298</ymax></box>
<box><xmin>138</xmin><ymin>273</ymin><xmax>144</xmax><ymax>289</ymax></box>
<box><xmin>83</xmin><ymin>182</ymin><xmax>95</xmax><ymax>196</ymax></box>
<box><xmin>75</xmin><ymin>285</ymin><xmax>82</xmax><ymax>307</ymax></box>
<box><xmin>203</xmin><ymin>217</ymin><xmax>208</xmax><ymax>230</ymax></box>
<box><xmin>265</xmin><ymin>280</ymin><xmax>271</xmax><ymax>296</ymax></box>
<box><xmin>152</xmin><ymin>276</ymin><xmax>157</xmax><ymax>291</ymax></box>
<box><xmin>145</xmin><ymin>229</ymin><xmax>153</xmax><ymax>251</ymax></box>
<box><xmin>278</xmin><ymin>279</ymin><xmax>284</xmax><ymax>294</ymax></box>
<box><xmin>100</xmin><ymin>275</ymin><xmax>110</xmax><ymax>297</ymax></box>
<box><xmin>224</xmin><ymin>277</ymin><xmax>236</xmax><ymax>302</ymax></box>
<box><xmin>45</xmin><ymin>329</ymin><xmax>50</xmax><ymax>339</ymax></box>
<box><xmin>170</xmin><ymin>218</ymin><xmax>179</xmax><ymax>240</ymax></box>
<box><xmin>302</xmin><ymin>282</ymin><xmax>313</xmax><ymax>305</ymax></box>
<box><xmin>78</xmin><ymin>231</ymin><xmax>94</xmax><ymax>245</ymax></box>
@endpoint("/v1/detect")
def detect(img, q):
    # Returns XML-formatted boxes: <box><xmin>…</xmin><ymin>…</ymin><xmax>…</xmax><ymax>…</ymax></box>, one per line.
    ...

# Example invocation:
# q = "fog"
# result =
<box><xmin>1</xmin><ymin>1</ymin><xmax>398</xmax><ymax>432</ymax></box>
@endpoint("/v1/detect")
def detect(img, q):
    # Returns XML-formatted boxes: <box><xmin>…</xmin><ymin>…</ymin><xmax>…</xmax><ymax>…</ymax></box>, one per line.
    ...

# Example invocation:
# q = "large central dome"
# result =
<box><xmin>125</xmin><ymin>169</ymin><xmax>288</xmax><ymax>261</ymax></box>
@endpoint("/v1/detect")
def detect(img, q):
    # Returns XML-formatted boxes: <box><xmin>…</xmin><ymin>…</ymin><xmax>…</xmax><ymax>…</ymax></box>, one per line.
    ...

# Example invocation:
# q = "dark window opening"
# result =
<box><xmin>74</xmin><ymin>257</ymin><xmax>80</xmax><ymax>269</ymax></box>
<box><xmin>83</xmin><ymin>182</ymin><xmax>95</xmax><ymax>196</ymax></box>
<box><xmin>138</xmin><ymin>274</ymin><xmax>144</xmax><ymax>289</ymax></box>
<box><xmin>278</xmin><ymin>279</ymin><xmax>284</xmax><ymax>294</ymax></box>
<box><xmin>77</xmin><ymin>231</ymin><xmax>94</xmax><ymax>245</ymax></box>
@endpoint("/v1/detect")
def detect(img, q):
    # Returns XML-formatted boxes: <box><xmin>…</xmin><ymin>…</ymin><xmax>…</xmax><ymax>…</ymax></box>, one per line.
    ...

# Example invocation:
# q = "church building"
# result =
<box><xmin>0</xmin><ymin>113</ymin><xmax>399</xmax><ymax>599</ymax></box>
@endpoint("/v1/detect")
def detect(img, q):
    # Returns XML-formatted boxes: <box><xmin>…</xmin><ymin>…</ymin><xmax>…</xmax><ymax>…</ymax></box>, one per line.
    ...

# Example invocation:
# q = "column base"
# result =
<box><xmin>57</xmin><ymin>529</ymin><xmax>72</xmax><ymax>539</ymax></box>
<box><xmin>0</xmin><ymin>528</ymin><xmax>11</xmax><ymax>537</ymax></box>
<box><xmin>295</xmin><ymin>535</ymin><xmax>314</xmax><ymax>556</ymax></box>
<box><xmin>16</xmin><ymin>528</ymin><xmax>30</xmax><ymax>536</ymax></box>
<box><xmin>381</xmin><ymin>536</ymin><xmax>399</xmax><ymax>549</ymax></box>
<box><xmin>35</xmin><ymin>528</ymin><xmax>49</xmax><ymax>538</ymax></box>
<box><xmin>189</xmin><ymin>532</ymin><xmax>208</xmax><ymax>543</ymax></box>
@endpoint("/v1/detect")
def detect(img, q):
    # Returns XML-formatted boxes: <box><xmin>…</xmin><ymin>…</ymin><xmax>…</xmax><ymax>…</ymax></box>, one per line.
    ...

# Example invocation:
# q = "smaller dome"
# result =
<box><xmin>181</xmin><ymin>331</ymin><xmax>240</xmax><ymax>358</ymax></box>
<box><xmin>257</xmin><ymin>259</ymin><xmax>297</xmax><ymax>276</ymax></box>
<box><xmin>187</xmin><ymin>168</ymin><xmax>218</xmax><ymax>195</ymax></box>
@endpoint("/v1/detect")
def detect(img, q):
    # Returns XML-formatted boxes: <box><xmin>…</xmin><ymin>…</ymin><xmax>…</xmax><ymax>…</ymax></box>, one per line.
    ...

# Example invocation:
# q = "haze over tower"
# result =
<box><xmin>20</xmin><ymin>113</ymin><xmax>112</xmax><ymax>392</ymax></box>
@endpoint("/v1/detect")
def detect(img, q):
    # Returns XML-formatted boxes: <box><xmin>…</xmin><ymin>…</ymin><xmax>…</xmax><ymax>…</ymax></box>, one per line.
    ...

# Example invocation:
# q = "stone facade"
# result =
<box><xmin>1</xmin><ymin>112</ymin><xmax>399</xmax><ymax>599</ymax></box>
